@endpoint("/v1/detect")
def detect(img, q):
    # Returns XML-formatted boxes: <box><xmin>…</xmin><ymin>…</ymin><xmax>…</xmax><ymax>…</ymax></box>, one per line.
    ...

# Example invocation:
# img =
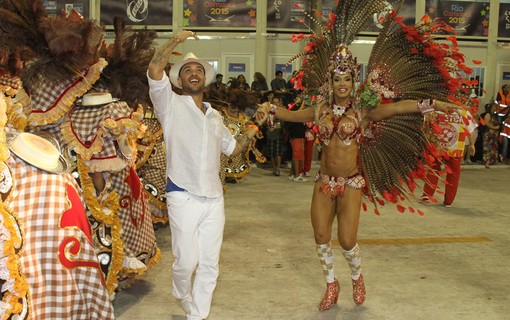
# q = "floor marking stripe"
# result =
<box><xmin>332</xmin><ymin>236</ymin><xmax>492</xmax><ymax>246</ymax></box>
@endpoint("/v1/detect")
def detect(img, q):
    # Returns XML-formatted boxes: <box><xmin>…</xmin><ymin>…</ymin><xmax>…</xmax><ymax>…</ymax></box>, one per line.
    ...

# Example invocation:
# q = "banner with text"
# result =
<box><xmin>100</xmin><ymin>0</ymin><xmax>173</xmax><ymax>26</ymax></box>
<box><xmin>498</xmin><ymin>3</ymin><xmax>510</xmax><ymax>38</ymax></box>
<box><xmin>43</xmin><ymin>0</ymin><xmax>90</xmax><ymax>18</ymax></box>
<box><xmin>267</xmin><ymin>1</ymin><xmax>311</xmax><ymax>30</ymax></box>
<box><xmin>184</xmin><ymin>0</ymin><xmax>257</xmax><ymax>28</ymax></box>
<box><xmin>425</xmin><ymin>0</ymin><xmax>490</xmax><ymax>37</ymax></box>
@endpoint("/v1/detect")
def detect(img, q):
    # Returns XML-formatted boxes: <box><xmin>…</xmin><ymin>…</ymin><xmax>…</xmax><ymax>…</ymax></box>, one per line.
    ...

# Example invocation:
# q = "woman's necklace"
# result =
<box><xmin>332</xmin><ymin>102</ymin><xmax>351</xmax><ymax>117</ymax></box>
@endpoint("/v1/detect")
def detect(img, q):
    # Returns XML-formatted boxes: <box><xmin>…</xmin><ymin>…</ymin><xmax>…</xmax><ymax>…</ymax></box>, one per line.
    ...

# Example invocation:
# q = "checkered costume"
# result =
<box><xmin>110</xmin><ymin>165</ymin><xmax>159</xmax><ymax>270</ymax></box>
<box><xmin>61</xmin><ymin>101</ymin><xmax>144</xmax><ymax>171</ymax></box>
<box><xmin>5</xmin><ymin>156</ymin><xmax>114</xmax><ymax>319</ymax></box>
<box><xmin>136</xmin><ymin>118</ymin><xmax>168</xmax><ymax>224</ymax></box>
<box><xmin>60</xmin><ymin>99</ymin><xmax>160</xmax><ymax>291</ymax></box>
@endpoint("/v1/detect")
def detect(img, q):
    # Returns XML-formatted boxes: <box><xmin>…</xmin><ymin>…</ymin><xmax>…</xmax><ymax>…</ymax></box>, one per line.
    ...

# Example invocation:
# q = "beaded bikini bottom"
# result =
<box><xmin>314</xmin><ymin>171</ymin><xmax>365</xmax><ymax>198</ymax></box>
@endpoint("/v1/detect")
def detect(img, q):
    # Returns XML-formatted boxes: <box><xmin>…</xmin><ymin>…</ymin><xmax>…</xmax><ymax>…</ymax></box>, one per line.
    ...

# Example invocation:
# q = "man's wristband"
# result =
<box><xmin>249</xmin><ymin>122</ymin><xmax>262</xmax><ymax>133</ymax></box>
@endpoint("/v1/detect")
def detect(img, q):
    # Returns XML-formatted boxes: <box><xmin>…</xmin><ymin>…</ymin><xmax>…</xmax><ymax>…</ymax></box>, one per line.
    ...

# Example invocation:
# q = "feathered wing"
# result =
<box><xmin>358</xmin><ymin>13</ymin><xmax>478</xmax><ymax>212</ymax></box>
<box><xmin>366</xmin><ymin>14</ymin><xmax>476</xmax><ymax>105</ymax></box>
<box><xmin>360</xmin><ymin>112</ymin><xmax>431</xmax><ymax>213</ymax></box>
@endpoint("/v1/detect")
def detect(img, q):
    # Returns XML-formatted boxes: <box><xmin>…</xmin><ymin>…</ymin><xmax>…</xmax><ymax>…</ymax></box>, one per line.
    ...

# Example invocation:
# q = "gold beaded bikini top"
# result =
<box><xmin>316</xmin><ymin>103</ymin><xmax>361</xmax><ymax>146</ymax></box>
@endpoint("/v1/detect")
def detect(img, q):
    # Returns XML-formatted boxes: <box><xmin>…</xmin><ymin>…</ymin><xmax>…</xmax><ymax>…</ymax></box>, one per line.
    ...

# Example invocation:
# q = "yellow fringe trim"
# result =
<box><xmin>85</xmin><ymin>158</ymin><xmax>127</xmax><ymax>173</ymax></box>
<box><xmin>144</xmin><ymin>190</ymin><xmax>167</xmax><ymax>210</ymax></box>
<box><xmin>14</xmin><ymin>87</ymin><xmax>32</xmax><ymax>120</ymax></box>
<box><xmin>135</xmin><ymin>123</ymin><xmax>163</xmax><ymax>169</ymax></box>
<box><xmin>62</xmin><ymin>104</ymin><xmax>143</xmax><ymax>164</ymax></box>
<box><xmin>118</xmin><ymin>247</ymin><xmax>162</xmax><ymax>281</ymax></box>
<box><xmin>61</xmin><ymin>118</ymin><xmax>107</xmax><ymax>161</ymax></box>
<box><xmin>77</xmin><ymin>158</ymin><xmax>124</xmax><ymax>295</ymax></box>
<box><xmin>145</xmin><ymin>247</ymin><xmax>161</xmax><ymax>271</ymax></box>
<box><xmin>135</xmin><ymin>142</ymin><xmax>155</xmax><ymax>169</ymax></box>
<box><xmin>149</xmin><ymin>213</ymin><xmax>169</xmax><ymax>224</ymax></box>
<box><xmin>0</xmin><ymin>203</ymin><xmax>30</xmax><ymax>319</ymax></box>
<box><xmin>28</xmin><ymin>59</ymin><xmax>108</xmax><ymax>126</ymax></box>
<box><xmin>0</xmin><ymin>85</ymin><xmax>19</xmax><ymax>96</ymax></box>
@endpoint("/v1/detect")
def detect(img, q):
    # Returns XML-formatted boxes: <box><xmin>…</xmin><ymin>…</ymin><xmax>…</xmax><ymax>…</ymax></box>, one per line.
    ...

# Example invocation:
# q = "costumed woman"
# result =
<box><xmin>258</xmin><ymin>0</ymin><xmax>477</xmax><ymax>311</ymax></box>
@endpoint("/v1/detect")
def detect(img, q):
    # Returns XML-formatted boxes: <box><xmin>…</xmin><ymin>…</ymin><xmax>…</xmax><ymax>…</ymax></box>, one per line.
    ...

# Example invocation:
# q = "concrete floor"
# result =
<box><xmin>113</xmin><ymin>163</ymin><xmax>510</xmax><ymax>320</ymax></box>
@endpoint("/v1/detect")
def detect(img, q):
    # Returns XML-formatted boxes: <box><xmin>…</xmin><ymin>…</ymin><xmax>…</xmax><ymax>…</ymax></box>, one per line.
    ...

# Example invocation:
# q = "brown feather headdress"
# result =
<box><xmin>289</xmin><ymin>0</ymin><xmax>397</xmax><ymax>94</ymax></box>
<box><xmin>0</xmin><ymin>0</ymin><xmax>106</xmax><ymax>126</ymax></box>
<box><xmin>93</xmin><ymin>17</ymin><xmax>157</xmax><ymax>111</ymax></box>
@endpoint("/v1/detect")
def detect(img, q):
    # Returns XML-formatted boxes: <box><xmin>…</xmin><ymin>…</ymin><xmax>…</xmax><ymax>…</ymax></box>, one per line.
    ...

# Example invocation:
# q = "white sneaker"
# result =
<box><xmin>288</xmin><ymin>175</ymin><xmax>295</xmax><ymax>181</ymax></box>
<box><xmin>303</xmin><ymin>171</ymin><xmax>310</xmax><ymax>177</ymax></box>
<box><xmin>293</xmin><ymin>174</ymin><xmax>308</xmax><ymax>182</ymax></box>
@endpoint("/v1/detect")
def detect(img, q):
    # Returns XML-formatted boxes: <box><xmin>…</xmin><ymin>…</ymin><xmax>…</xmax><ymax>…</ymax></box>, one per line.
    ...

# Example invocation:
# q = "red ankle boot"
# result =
<box><xmin>352</xmin><ymin>274</ymin><xmax>366</xmax><ymax>305</ymax></box>
<box><xmin>319</xmin><ymin>279</ymin><xmax>340</xmax><ymax>311</ymax></box>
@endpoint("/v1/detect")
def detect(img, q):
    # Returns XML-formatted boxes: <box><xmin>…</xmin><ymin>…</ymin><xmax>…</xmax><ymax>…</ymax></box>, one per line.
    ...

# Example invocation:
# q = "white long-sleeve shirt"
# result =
<box><xmin>148</xmin><ymin>72</ymin><xmax>236</xmax><ymax>198</ymax></box>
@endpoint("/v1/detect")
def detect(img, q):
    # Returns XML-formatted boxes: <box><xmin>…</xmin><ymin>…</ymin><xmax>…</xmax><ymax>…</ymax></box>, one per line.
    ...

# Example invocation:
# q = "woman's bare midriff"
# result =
<box><xmin>319</xmin><ymin>136</ymin><xmax>359</xmax><ymax>178</ymax></box>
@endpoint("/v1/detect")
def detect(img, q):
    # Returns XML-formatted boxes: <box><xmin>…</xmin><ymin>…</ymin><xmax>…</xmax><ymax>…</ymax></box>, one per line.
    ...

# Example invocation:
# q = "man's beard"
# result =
<box><xmin>182</xmin><ymin>83</ymin><xmax>205</xmax><ymax>95</ymax></box>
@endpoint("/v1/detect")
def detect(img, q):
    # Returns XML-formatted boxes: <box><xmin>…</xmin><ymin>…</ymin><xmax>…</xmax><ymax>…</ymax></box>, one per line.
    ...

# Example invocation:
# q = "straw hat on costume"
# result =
<box><xmin>169</xmin><ymin>52</ymin><xmax>214</xmax><ymax>89</ymax></box>
<box><xmin>79</xmin><ymin>92</ymin><xmax>116</xmax><ymax>107</ymax></box>
<box><xmin>6</xmin><ymin>131</ymin><xmax>70</xmax><ymax>174</ymax></box>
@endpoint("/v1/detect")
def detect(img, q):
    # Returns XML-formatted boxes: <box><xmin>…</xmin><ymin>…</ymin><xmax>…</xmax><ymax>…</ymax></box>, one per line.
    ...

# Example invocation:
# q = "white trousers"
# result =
<box><xmin>167</xmin><ymin>191</ymin><xmax>225</xmax><ymax>320</ymax></box>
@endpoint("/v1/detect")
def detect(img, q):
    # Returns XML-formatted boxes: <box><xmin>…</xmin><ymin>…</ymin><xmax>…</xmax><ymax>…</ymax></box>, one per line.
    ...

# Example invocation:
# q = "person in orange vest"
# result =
<box><xmin>497</xmin><ymin>84</ymin><xmax>510</xmax><ymax>163</ymax></box>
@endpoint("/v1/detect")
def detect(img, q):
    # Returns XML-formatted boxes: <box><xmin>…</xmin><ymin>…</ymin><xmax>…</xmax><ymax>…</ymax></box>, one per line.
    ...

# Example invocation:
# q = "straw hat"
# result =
<box><xmin>7</xmin><ymin>132</ymin><xmax>70</xmax><ymax>174</ymax></box>
<box><xmin>80</xmin><ymin>92</ymin><xmax>116</xmax><ymax>107</ymax></box>
<box><xmin>169</xmin><ymin>52</ymin><xmax>214</xmax><ymax>89</ymax></box>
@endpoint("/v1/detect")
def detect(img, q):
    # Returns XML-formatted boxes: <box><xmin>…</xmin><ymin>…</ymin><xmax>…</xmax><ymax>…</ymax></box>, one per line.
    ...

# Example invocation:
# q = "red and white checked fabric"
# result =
<box><xmin>63</xmin><ymin>101</ymin><xmax>138</xmax><ymax>162</ymax></box>
<box><xmin>110</xmin><ymin>165</ymin><xmax>158</xmax><ymax>266</ymax></box>
<box><xmin>137</xmin><ymin>141</ymin><xmax>168</xmax><ymax>222</ymax></box>
<box><xmin>136</xmin><ymin>118</ymin><xmax>167</xmax><ymax>222</ymax></box>
<box><xmin>27</xmin><ymin>59</ymin><xmax>107</xmax><ymax>127</ymax></box>
<box><xmin>5</xmin><ymin>156</ymin><xmax>114</xmax><ymax>320</ymax></box>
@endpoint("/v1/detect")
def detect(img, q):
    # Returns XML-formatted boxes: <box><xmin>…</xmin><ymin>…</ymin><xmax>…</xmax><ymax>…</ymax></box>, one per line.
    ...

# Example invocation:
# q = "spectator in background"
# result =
<box><xmin>472</xmin><ymin>103</ymin><xmax>489</xmax><ymax>163</ymax></box>
<box><xmin>483</xmin><ymin>103</ymin><xmax>501</xmax><ymax>168</ymax></box>
<box><xmin>294</xmin><ymin>90</ymin><xmax>315</xmax><ymax>176</ymax></box>
<box><xmin>496</xmin><ymin>84</ymin><xmax>509</xmax><ymax>118</ymax></box>
<box><xmin>270</xmin><ymin>70</ymin><xmax>287</xmax><ymax>92</ymax></box>
<box><xmin>462</xmin><ymin>90</ymin><xmax>479</xmax><ymax>165</ymax></box>
<box><xmin>497</xmin><ymin>84</ymin><xmax>510</xmax><ymax>163</ymax></box>
<box><xmin>206</xmin><ymin>73</ymin><xmax>226</xmax><ymax>100</ymax></box>
<box><xmin>237</xmin><ymin>74</ymin><xmax>250</xmax><ymax>91</ymax></box>
<box><xmin>251</xmin><ymin>72</ymin><xmax>269</xmax><ymax>99</ymax></box>
<box><xmin>286</xmin><ymin>112</ymin><xmax>308</xmax><ymax>182</ymax></box>
<box><xmin>272</xmin><ymin>70</ymin><xmax>292</xmax><ymax>107</ymax></box>
<box><xmin>265</xmin><ymin>96</ymin><xmax>285</xmax><ymax>176</ymax></box>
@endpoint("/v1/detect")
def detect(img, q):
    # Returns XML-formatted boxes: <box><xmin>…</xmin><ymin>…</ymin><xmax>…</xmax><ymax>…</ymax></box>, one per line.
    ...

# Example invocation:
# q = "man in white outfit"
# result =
<box><xmin>147</xmin><ymin>30</ymin><xmax>267</xmax><ymax>320</ymax></box>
